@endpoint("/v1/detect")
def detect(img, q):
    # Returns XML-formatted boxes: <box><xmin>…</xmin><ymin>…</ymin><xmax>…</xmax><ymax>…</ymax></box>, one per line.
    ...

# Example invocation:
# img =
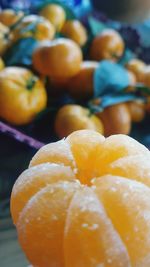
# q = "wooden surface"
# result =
<box><xmin>0</xmin><ymin>199</ymin><xmax>29</xmax><ymax>267</ymax></box>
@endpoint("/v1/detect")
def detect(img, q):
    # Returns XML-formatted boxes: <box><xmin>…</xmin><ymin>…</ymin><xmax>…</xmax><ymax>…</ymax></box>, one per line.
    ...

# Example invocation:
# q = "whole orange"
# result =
<box><xmin>97</xmin><ymin>103</ymin><xmax>131</xmax><ymax>136</ymax></box>
<box><xmin>0</xmin><ymin>9</ymin><xmax>24</xmax><ymax>27</ymax></box>
<box><xmin>39</xmin><ymin>4</ymin><xmax>66</xmax><ymax>31</ymax></box>
<box><xmin>67</xmin><ymin>61</ymin><xmax>98</xmax><ymax>100</ymax></box>
<box><xmin>12</xmin><ymin>15</ymin><xmax>55</xmax><ymax>42</ymax></box>
<box><xmin>126</xmin><ymin>59</ymin><xmax>146</xmax><ymax>83</ymax></box>
<box><xmin>90</xmin><ymin>29</ymin><xmax>124</xmax><ymax>62</ymax></box>
<box><xmin>61</xmin><ymin>20</ymin><xmax>87</xmax><ymax>46</ymax></box>
<box><xmin>55</xmin><ymin>104</ymin><xmax>104</xmax><ymax>138</ymax></box>
<box><xmin>32</xmin><ymin>38</ymin><xmax>83</xmax><ymax>78</ymax></box>
<box><xmin>0</xmin><ymin>67</ymin><xmax>47</xmax><ymax>125</ymax></box>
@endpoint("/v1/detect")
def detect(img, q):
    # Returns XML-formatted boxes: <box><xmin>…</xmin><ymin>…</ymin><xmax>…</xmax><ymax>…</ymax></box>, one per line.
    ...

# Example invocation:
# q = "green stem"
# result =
<box><xmin>26</xmin><ymin>76</ymin><xmax>37</xmax><ymax>90</ymax></box>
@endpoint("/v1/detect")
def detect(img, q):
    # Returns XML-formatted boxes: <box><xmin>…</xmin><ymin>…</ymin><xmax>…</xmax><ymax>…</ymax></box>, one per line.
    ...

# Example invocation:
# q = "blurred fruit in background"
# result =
<box><xmin>0</xmin><ymin>67</ymin><xmax>47</xmax><ymax>125</ymax></box>
<box><xmin>32</xmin><ymin>38</ymin><xmax>83</xmax><ymax>78</ymax></box>
<box><xmin>0</xmin><ymin>22</ymin><xmax>12</xmax><ymax>55</ymax></box>
<box><xmin>126</xmin><ymin>59</ymin><xmax>146</xmax><ymax>83</ymax></box>
<box><xmin>55</xmin><ymin>104</ymin><xmax>104</xmax><ymax>138</ymax></box>
<box><xmin>127</xmin><ymin>101</ymin><xmax>145</xmax><ymax>122</ymax></box>
<box><xmin>61</xmin><ymin>20</ymin><xmax>87</xmax><ymax>46</ymax></box>
<box><xmin>39</xmin><ymin>4</ymin><xmax>66</xmax><ymax>31</ymax></box>
<box><xmin>12</xmin><ymin>15</ymin><xmax>55</xmax><ymax>42</ymax></box>
<box><xmin>0</xmin><ymin>9</ymin><xmax>24</xmax><ymax>27</ymax></box>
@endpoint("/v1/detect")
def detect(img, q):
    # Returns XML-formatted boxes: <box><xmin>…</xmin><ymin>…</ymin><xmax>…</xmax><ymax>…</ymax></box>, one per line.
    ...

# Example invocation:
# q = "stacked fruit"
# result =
<box><xmin>0</xmin><ymin>3</ymin><xmax>150</xmax><ymax>139</ymax></box>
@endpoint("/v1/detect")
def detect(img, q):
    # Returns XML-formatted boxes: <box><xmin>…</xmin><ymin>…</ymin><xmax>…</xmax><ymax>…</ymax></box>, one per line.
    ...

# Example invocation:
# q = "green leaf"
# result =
<box><xmin>36</xmin><ymin>0</ymin><xmax>76</xmax><ymax>20</ymax></box>
<box><xmin>94</xmin><ymin>60</ymin><xmax>130</xmax><ymax>98</ymax></box>
<box><xmin>3</xmin><ymin>37</ymin><xmax>38</xmax><ymax>67</ymax></box>
<box><xmin>88</xmin><ymin>16</ymin><xmax>106</xmax><ymax>37</ymax></box>
<box><xmin>88</xmin><ymin>93</ymin><xmax>145</xmax><ymax>113</ymax></box>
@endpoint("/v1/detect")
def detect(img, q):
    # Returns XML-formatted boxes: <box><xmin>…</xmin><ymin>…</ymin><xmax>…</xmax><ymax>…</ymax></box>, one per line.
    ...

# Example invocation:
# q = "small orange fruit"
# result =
<box><xmin>67</xmin><ymin>61</ymin><xmax>98</xmax><ymax>100</ymax></box>
<box><xmin>32</xmin><ymin>38</ymin><xmax>83</xmax><ymax>78</ymax></box>
<box><xmin>127</xmin><ymin>101</ymin><xmax>145</xmax><ymax>122</ymax></box>
<box><xmin>0</xmin><ymin>9</ymin><xmax>24</xmax><ymax>27</ymax></box>
<box><xmin>39</xmin><ymin>4</ymin><xmax>66</xmax><ymax>31</ymax></box>
<box><xmin>0</xmin><ymin>67</ymin><xmax>47</xmax><ymax>125</ymax></box>
<box><xmin>55</xmin><ymin>104</ymin><xmax>104</xmax><ymax>138</ymax></box>
<box><xmin>126</xmin><ymin>59</ymin><xmax>146</xmax><ymax>83</ymax></box>
<box><xmin>61</xmin><ymin>20</ymin><xmax>87</xmax><ymax>46</ymax></box>
<box><xmin>90</xmin><ymin>29</ymin><xmax>124</xmax><ymax>62</ymax></box>
<box><xmin>11</xmin><ymin>129</ymin><xmax>150</xmax><ymax>267</ymax></box>
<box><xmin>12</xmin><ymin>15</ymin><xmax>55</xmax><ymax>42</ymax></box>
<box><xmin>97</xmin><ymin>103</ymin><xmax>131</xmax><ymax>136</ymax></box>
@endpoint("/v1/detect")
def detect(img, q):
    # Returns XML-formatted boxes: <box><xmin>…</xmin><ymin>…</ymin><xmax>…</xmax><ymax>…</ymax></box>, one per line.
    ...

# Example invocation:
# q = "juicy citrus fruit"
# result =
<box><xmin>61</xmin><ymin>20</ymin><xmax>87</xmax><ymax>46</ymax></box>
<box><xmin>55</xmin><ymin>104</ymin><xmax>104</xmax><ymax>138</ymax></box>
<box><xmin>90</xmin><ymin>29</ymin><xmax>124</xmax><ymax>62</ymax></box>
<box><xmin>11</xmin><ymin>129</ymin><xmax>150</xmax><ymax>267</ymax></box>
<box><xmin>32</xmin><ymin>38</ymin><xmax>83</xmax><ymax>78</ymax></box>
<box><xmin>126</xmin><ymin>59</ymin><xmax>146</xmax><ymax>83</ymax></box>
<box><xmin>97</xmin><ymin>103</ymin><xmax>131</xmax><ymax>136</ymax></box>
<box><xmin>0</xmin><ymin>9</ymin><xmax>24</xmax><ymax>27</ymax></box>
<box><xmin>12</xmin><ymin>15</ymin><xmax>55</xmax><ymax>42</ymax></box>
<box><xmin>0</xmin><ymin>67</ymin><xmax>47</xmax><ymax>125</ymax></box>
<box><xmin>39</xmin><ymin>4</ymin><xmax>66</xmax><ymax>31</ymax></box>
<box><xmin>67</xmin><ymin>61</ymin><xmax>98</xmax><ymax>100</ymax></box>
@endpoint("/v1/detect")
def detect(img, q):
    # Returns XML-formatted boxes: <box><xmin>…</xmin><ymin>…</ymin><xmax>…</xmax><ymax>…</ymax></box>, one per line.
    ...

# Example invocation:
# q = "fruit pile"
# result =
<box><xmin>0</xmin><ymin>2</ymin><xmax>150</xmax><ymax>140</ymax></box>
<box><xmin>11</xmin><ymin>129</ymin><xmax>150</xmax><ymax>266</ymax></box>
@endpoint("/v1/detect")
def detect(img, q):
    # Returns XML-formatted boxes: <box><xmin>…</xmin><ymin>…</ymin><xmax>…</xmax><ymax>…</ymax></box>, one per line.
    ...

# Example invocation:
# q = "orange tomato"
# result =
<box><xmin>12</xmin><ymin>15</ymin><xmax>55</xmax><ymax>42</ymax></box>
<box><xmin>55</xmin><ymin>104</ymin><xmax>104</xmax><ymax>138</ymax></box>
<box><xmin>126</xmin><ymin>59</ymin><xmax>146</xmax><ymax>83</ymax></box>
<box><xmin>0</xmin><ymin>9</ymin><xmax>24</xmax><ymax>27</ymax></box>
<box><xmin>97</xmin><ymin>103</ymin><xmax>131</xmax><ymax>136</ymax></box>
<box><xmin>61</xmin><ymin>20</ymin><xmax>87</xmax><ymax>46</ymax></box>
<box><xmin>90</xmin><ymin>29</ymin><xmax>124</xmax><ymax>62</ymax></box>
<box><xmin>0</xmin><ymin>67</ymin><xmax>47</xmax><ymax>125</ymax></box>
<box><xmin>39</xmin><ymin>4</ymin><xmax>66</xmax><ymax>31</ymax></box>
<box><xmin>32</xmin><ymin>38</ymin><xmax>83</xmax><ymax>78</ymax></box>
<box><xmin>67</xmin><ymin>61</ymin><xmax>98</xmax><ymax>100</ymax></box>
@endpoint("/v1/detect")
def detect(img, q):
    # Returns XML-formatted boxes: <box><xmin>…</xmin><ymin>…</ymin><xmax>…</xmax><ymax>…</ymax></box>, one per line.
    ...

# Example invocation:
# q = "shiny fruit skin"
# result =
<box><xmin>55</xmin><ymin>104</ymin><xmax>104</xmax><ymax>138</ymax></box>
<box><xmin>126</xmin><ymin>70</ymin><xmax>136</xmax><ymax>92</ymax></box>
<box><xmin>12</xmin><ymin>15</ymin><xmax>55</xmax><ymax>42</ymax></box>
<box><xmin>0</xmin><ymin>67</ymin><xmax>47</xmax><ymax>125</ymax></box>
<box><xmin>0</xmin><ymin>9</ymin><xmax>24</xmax><ymax>27</ymax></box>
<box><xmin>67</xmin><ymin>61</ymin><xmax>98</xmax><ymax>100</ymax></box>
<box><xmin>32</xmin><ymin>38</ymin><xmax>83</xmax><ymax>78</ymax></box>
<box><xmin>90</xmin><ymin>29</ymin><xmax>124</xmax><ymax>62</ymax></box>
<box><xmin>61</xmin><ymin>20</ymin><xmax>87</xmax><ymax>46</ymax></box>
<box><xmin>98</xmin><ymin>103</ymin><xmax>131</xmax><ymax>136</ymax></box>
<box><xmin>39</xmin><ymin>4</ymin><xmax>66</xmax><ymax>31</ymax></box>
<box><xmin>127</xmin><ymin>101</ymin><xmax>145</xmax><ymax>122</ymax></box>
<box><xmin>126</xmin><ymin>59</ymin><xmax>146</xmax><ymax>83</ymax></box>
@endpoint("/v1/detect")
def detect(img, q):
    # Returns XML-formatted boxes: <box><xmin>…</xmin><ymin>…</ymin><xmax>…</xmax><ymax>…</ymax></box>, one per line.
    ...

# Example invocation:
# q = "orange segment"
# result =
<box><xmin>64</xmin><ymin>186</ymin><xmax>130</xmax><ymax>267</ymax></box>
<box><xmin>108</xmin><ymin>155</ymin><xmax>150</xmax><ymax>187</ymax></box>
<box><xmin>11</xmin><ymin>163</ymin><xmax>76</xmax><ymax>225</ymax></box>
<box><xmin>17</xmin><ymin>181</ymin><xmax>81</xmax><ymax>267</ymax></box>
<box><xmin>94</xmin><ymin>175</ymin><xmax>150</xmax><ymax>266</ymax></box>
<box><xmin>95</xmin><ymin>134</ymin><xmax>149</xmax><ymax>176</ymax></box>
<box><xmin>66</xmin><ymin>130</ymin><xmax>105</xmax><ymax>184</ymax></box>
<box><xmin>30</xmin><ymin>139</ymin><xmax>76</xmax><ymax>169</ymax></box>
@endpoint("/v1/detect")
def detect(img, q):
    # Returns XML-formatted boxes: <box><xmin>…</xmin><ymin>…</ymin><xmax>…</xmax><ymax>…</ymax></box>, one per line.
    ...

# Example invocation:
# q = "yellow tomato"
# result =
<box><xmin>32</xmin><ymin>38</ymin><xmax>83</xmax><ymax>78</ymax></box>
<box><xmin>61</xmin><ymin>20</ymin><xmax>87</xmax><ymax>46</ymax></box>
<box><xmin>0</xmin><ymin>67</ymin><xmax>47</xmax><ymax>125</ymax></box>
<box><xmin>12</xmin><ymin>15</ymin><xmax>55</xmax><ymax>42</ymax></box>
<box><xmin>55</xmin><ymin>104</ymin><xmax>104</xmax><ymax>138</ymax></box>
<box><xmin>39</xmin><ymin>4</ymin><xmax>66</xmax><ymax>31</ymax></box>
<box><xmin>67</xmin><ymin>61</ymin><xmax>98</xmax><ymax>100</ymax></box>
<box><xmin>0</xmin><ymin>9</ymin><xmax>24</xmax><ymax>27</ymax></box>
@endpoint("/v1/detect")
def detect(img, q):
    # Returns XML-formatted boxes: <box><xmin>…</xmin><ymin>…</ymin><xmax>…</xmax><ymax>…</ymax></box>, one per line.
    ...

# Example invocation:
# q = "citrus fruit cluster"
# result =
<box><xmin>0</xmin><ymin>3</ymin><xmax>149</xmax><ymax>138</ymax></box>
<box><xmin>11</xmin><ymin>129</ymin><xmax>150</xmax><ymax>267</ymax></box>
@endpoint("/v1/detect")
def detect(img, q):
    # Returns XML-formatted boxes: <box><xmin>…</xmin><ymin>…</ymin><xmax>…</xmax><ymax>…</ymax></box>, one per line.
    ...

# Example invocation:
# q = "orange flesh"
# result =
<box><xmin>11</xmin><ymin>129</ymin><xmax>150</xmax><ymax>267</ymax></box>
